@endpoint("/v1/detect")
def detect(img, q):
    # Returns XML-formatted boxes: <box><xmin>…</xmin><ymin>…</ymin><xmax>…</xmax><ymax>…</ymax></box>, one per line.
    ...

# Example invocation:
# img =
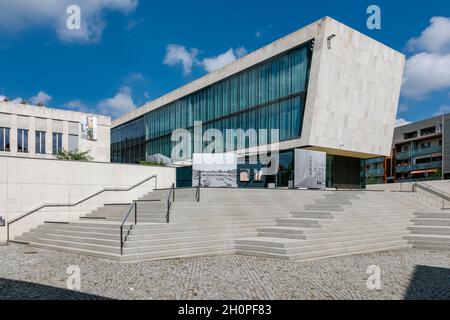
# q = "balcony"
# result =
<box><xmin>396</xmin><ymin>165</ymin><xmax>411</xmax><ymax>173</ymax></box>
<box><xmin>366</xmin><ymin>168</ymin><xmax>385</xmax><ymax>176</ymax></box>
<box><xmin>365</xmin><ymin>158</ymin><xmax>385</xmax><ymax>165</ymax></box>
<box><xmin>412</xmin><ymin>161</ymin><xmax>442</xmax><ymax>171</ymax></box>
<box><xmin>396</xmin><ymin>146</ymin><xmax>442</xmax><ymax>160</ymax></box>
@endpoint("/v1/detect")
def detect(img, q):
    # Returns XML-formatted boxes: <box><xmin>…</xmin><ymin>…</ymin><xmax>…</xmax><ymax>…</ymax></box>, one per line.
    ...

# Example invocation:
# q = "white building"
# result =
<box><xmin>0</xmin><ymin>100</ymin><xmax>111</xmax><ymax>162</ymax></box>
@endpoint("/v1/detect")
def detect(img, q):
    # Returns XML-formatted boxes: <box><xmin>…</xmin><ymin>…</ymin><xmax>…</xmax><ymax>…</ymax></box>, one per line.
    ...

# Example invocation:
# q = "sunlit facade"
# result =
<box><xmin>111</xmin><ymin>43</ymin><xmax>312</xmax><ymax>163</ymax></box>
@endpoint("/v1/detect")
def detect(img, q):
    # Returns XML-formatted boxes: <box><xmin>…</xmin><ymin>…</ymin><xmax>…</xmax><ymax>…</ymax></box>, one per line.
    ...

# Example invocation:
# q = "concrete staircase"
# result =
<box><xmin>14</xmin><ymin>188</ymin><xmax>437</xmax><ymax>262</ymax></box>
<box><xmin>235</xmin><ymin>191</ymin><xmax>427</xmax><ymax>261</ymax></box>
<box><xmin>14</xmin><ymin>189</ymin><xmax>321</xmax><ymax>261</ymax></box>
<box><xmin>406</xmin><ymin>210</ymin><xmax>450</xmax><ymax>250</ymax></box>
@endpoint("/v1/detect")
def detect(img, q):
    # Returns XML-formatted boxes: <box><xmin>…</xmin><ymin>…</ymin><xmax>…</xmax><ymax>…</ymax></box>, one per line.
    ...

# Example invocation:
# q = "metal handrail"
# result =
<box><xmin>195</xmin><ymin>171</ymin><xmax>202</xmax><ymax>202</ymax></box>
<box><xmin>7</xmin><ymin>174</ymin><xmax>158</xmax><ymax>241</ymax></box>
<box><xmin>120</xmin><ymin>202</ymin><xmax>137</xmax><ymax>255</ymax></box>
<box><xmin>413</xmin><ymin>182</ymin><xmax>450</xmax><ymax>209</ymax></box>
<box><xmin>166</xmin><ymin>183</ymin><xmax>175</xmax><ymax>223</ymax></box>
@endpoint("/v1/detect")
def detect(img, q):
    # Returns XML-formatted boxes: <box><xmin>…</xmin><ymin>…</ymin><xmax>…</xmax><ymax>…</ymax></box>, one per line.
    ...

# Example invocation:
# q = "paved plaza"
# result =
<box><xmin>0</xmin><ymin>244</ymin><xmax>449</xmax><ymax>300</ymax></box>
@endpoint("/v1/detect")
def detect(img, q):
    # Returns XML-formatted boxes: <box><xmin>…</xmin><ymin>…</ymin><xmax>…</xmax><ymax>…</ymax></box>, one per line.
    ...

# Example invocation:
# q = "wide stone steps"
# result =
<box><xmin>414</xmin><ymin>211</ymin><xmax>450</xmax><ymax>219</ymax></box>
<box><xmin>276</xmin><ymin>218</ymin><xmax>414</xmax><ymax>229</ymax></box>
<box><xmin>412</xmin><ymin>218</ymin><xmax>450</xmax><ymax>226</ymax></box>
<box><xmin>258</xmin><ymin>226</ymin><xmax>411</xmax><ymax>240</ymax></box>
<box><xmin>236</xmin><ymin>239</ymin><xmax>410</xmax><ymax>261</ymax></box>
<box><xmin>405</xmin><ymin>234</ymin><xmax>450</xmax><ymax>250</ymax></box>
<box><xmin>236</xmin><ymin>235</ymin><xmax>407</xmax><ymax>254</ymax></box>
<box><xmin>16</xmin><ymin>189</ymin><xmax>435</xmax><ymax>262</ymax></box>
<box><xmin>408</xmin><ymin>226</ymin><xmax>450</xmax><ymax>236</ymax></box>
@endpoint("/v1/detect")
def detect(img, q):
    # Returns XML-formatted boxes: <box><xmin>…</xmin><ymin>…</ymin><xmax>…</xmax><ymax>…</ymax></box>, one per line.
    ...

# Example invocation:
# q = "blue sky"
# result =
<box><xmin>0</xmin><ymin>0</ymin><xmax>449</xmax><ymax>124</ymax></box>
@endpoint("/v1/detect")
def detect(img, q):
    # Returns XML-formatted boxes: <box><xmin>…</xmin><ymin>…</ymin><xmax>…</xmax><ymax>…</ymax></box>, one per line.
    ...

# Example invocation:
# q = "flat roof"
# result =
<box><xmin>0</xmin><ymin>101</ymin><xmax>111</xmax><ymax>125</ymax></box>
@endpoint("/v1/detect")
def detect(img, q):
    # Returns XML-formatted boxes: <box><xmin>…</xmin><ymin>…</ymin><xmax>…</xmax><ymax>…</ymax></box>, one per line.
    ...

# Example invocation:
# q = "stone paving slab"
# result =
<box><xmin>0</xmin><ymin>244</ymin><xmax>449</xmax><ymax>300</ymax></box>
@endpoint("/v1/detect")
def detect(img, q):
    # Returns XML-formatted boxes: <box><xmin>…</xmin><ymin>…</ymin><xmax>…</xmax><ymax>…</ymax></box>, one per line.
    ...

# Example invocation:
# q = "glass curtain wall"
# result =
<box><xmin>112</xmin><ymin>41</ymin><xmax>313</xmax><ymax>163</ymax></box>
<box><xmin>111</xmin><ymin>117</ymin><xmax>146</xmax><ymax>163</ymax></box>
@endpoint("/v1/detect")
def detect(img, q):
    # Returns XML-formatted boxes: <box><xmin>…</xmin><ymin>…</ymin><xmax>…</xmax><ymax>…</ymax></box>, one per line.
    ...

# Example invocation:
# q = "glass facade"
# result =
<box><xmin>112</xmin><ymin>41</ymin><xmax>313</xmax><ymax>163</ymax></box>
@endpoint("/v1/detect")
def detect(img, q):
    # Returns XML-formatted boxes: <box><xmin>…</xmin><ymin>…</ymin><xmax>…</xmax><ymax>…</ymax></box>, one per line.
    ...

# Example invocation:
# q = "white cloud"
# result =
<box><xmin>402</xmin><ymin>17</ymin><xmax>450</xmax><ymax>99</ymax></box>
<box><xmin>29</xmin><ymin>91</ymin><xmax>52</xmax><ymax>105</ymax></box>
<box><xmin>0</xmin><ymin>0</ymin><xmax>138</xmax><ymax>43</ymax></box>
<box><xmin>407</xmin><ymin>17</ymin><xmax>450</xmax><ymax>54</ymax></box>
<box><xmin>124</xmin><ymin>71</ymin><xmax>145</xmax><ymax>83</ymax></box>
<box><xmin>402</xmin><ymin>52</ymin><xmax>450</xmax><ymax>99</ymax></box>
<box><xmin>63</xmin><ymin>99</ymin><xmax>90</xmax><ymax>112</ymax></box>
<box><xmin>163</xmin><ymin>44</ymin><xmax>199</xmax><ymax>76</ymax></box>
<box><xmin>201</xmin><ymin>47</ymin><xmax>248</xmax><ymax>73</ymax></box>
<box><xmin>164</xmin><ymin>44</ymin><xmax>248</xmax><ymax>75</ymax></box>
<box><xmin>396</xmin><ymin>118</ymin><xmax>412</xmax><ymax>127</ymax></box>
<box><xmin>434</xmin><ymin>105</ymin><xmax>450</xmax><ymax>117</ymax></box>
<box><xmin>98</xmin><ymin>86</ymin><xmax>136</xmax><ymax>119</ymax></box>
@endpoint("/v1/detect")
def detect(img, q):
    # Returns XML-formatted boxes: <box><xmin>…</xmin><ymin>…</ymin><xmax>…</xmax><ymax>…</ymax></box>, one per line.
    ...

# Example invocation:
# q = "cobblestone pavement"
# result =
<box><xmin>1</xmin><ymin>244</ymin><xmax>450</xmax><ymax>300</ymax></box>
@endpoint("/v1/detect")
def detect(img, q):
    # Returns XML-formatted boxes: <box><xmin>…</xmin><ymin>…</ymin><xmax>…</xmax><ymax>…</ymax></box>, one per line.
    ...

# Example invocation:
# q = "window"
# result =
<box><xmin>68</xmin><ymin>135</ymin><xmax>79</xmax><ymax>152</ymax></box>
<box><xmin>420</xmin><ymin>127</ymin><xmax>436</xmax><ymax>136</ymax></box>
<box><xmin>404</xmin><ymin>131</ymin><xmax>418</xmax><ymax>140</ymax></box>
<box><xmin>0</xmin><ymin>127</ymin><xmax>10</xmax><ymax>152</ymax></box>
<box><xmin>17</xmin><ymin>129</ymin><xmax>28</xmax><ymax>153</ymax></box>
<box><xmin>52</xmin><ymin>133</ymin><xmax>63</xmax><ymax>155</ymax></box>
<box><xmin>421</xmin><ymin>142</ymin><xmax>431</xmax><ymax>149</ymax></box>
<box><xmin>35</xmin><ymin>131</ymin><xmax>46</xmax><ymax>154</ymax></box>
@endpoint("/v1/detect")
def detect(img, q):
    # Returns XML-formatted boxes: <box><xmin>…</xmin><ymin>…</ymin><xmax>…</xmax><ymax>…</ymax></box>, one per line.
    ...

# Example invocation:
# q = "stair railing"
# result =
<box><xmin>120</xmin><ymin>202</ymin><xmax>137</xmax><ymax>255</ymax></box>
<box><xmin>413</xmin><ymin>182</ymin><xmax>450</xmax><ymax>209</ymax></box>
<box><xmin>195</xmin><ymin>171</ymin><xmax>202</xmax><ymax>202</ymax></box>
<box><xmin>166</xmin><ymin>183</ymin><xmax>176</xmax><ymax>223</ymax></box>
<box><xmin>7</xmin><ymin>174</ymin><xmax>158</xmax><ymax>242</ymax></box>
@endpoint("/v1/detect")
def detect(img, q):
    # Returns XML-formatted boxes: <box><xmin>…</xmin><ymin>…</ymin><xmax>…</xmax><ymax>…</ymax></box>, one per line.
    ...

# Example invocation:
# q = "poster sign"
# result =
<box><xmin>193</xmin><ymin>153</ymin><xmax>238</xmax><ymax>188</ymax></box>
<box><xmin>295</xmin><ymin>149</ymin><xmax>326</xmax><ymax>189</ymax></box>
<box><xmin>81</xmin><ymin>116</ymin><xmax>97</xmax><ymax>141</ymax></box>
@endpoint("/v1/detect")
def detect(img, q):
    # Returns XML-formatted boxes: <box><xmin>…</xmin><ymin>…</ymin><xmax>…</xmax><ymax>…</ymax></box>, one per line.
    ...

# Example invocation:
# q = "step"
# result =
<box><xmin>236</xmin><ymin>235</ymin><xmax>407</xmax><ymax>255</ymax></box>
<box><xmin>405</xmin><ymin>234</ymin><xmax>450</xmax><ymax>243</ymax></box>
<box><xmin>258</xmin><ymin>227</ymin><xmax>409</xmax><ymax>240</ymax></box>
<box><xmin>412</xmin><ymin>218</ymin><xmax>450</xmax><ymax>226</ymax></box>
<box><xmin>237</xmin><ymin>240</ymin><xmax>410</xmax><ymax>261</ymax></box>
<box><xmin>414</xmin><ymin>212</ymin><xmax>450</xmax><ymax>219</ymax></box>
<box><xmin>408</xmin><ymin>226</ymin><xmax>450</xmax><ymax>236</ymax></box>
<box><xmin>303</xmin><ymin>205</ymin><xmax>344</xmax><ymax>211</ymax></box>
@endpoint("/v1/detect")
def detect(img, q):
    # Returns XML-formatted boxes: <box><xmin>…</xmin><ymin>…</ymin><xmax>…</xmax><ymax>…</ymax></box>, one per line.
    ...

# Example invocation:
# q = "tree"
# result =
<box><xmin>57</xmin><ymin>149</ymin><xmax>93</xmax><ymax>162</ymax></box>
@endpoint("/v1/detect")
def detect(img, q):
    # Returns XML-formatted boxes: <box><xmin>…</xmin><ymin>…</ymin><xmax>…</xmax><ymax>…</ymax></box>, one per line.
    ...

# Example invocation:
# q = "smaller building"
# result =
<box><xmin>364</xmin><ymin>114</ymin><xmax>449</xmax><ymax>184</ymax></box>
<box><xmin>0</xmin><ymin>99</ymin><xmax>111</xmax><ymax>162</ymax></box>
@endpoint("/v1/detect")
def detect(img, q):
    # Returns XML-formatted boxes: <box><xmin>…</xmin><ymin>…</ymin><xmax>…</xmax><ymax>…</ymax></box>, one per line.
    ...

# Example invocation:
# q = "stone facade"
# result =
<box><xmin>0</xmin><ymin>101</ymin><xmax>111</xmax><ymax>162</ymax></box>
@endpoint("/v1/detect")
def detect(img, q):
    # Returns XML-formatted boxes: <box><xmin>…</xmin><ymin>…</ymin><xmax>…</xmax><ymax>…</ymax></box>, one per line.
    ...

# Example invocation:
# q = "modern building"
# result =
<box><xmin>0</xmin><ymin>99</ymin><xmax>111</xmax><ymax>162</ymax></box>
<box><xmin>111</xmin><ymin>17</ymin><xmax>405</xmax><ymax>189</ymax></box>
<box><xmin>365</xmin><ymin>114</ymin><xmax>450</xmax><ymax>183</ymax></box>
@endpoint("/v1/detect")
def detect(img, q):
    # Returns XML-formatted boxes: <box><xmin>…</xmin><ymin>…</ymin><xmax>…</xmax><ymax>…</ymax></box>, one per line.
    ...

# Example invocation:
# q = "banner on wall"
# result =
<box><xmin>295</xmin><ymin>149</ymin><xmax>326</xmax><ymax>189</ymax></box>
<box><xmin>81</xmin><ymin>116</ymin><xmax>97</xmax><ymax>141</ymax></box>
<box><xmin>193</xmin><ymin>153</ymin><xmax>238</xmax><ymax>188</ymax></box>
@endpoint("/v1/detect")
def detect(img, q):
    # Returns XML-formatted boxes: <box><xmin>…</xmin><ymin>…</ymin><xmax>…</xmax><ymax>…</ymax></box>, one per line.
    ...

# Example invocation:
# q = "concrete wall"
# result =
<box><xmin>300</xmin><ymin>18</ymin><xmax>404</xmax><ymax>158</ymax></box>
<box><xmin>0</xmin><ymin>102</ymin><xmax>111</xmax><ymax>162</ymax></box>
<box><xmin>0</xmin><ymin>156</ymin><xmax>176</xmax><ymax>243</ymax></box>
